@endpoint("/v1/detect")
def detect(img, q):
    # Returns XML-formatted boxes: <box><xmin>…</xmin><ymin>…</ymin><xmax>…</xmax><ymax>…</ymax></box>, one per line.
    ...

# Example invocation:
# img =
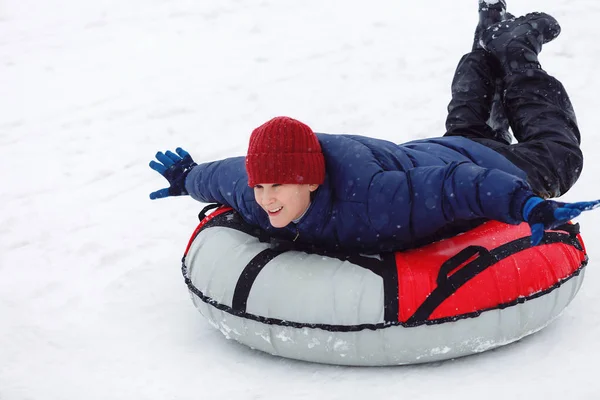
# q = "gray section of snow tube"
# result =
<box><xmin>186</xmin><ymin>227</ymin><xmax>385</xmax><ymax>325</ymax></box>
<box><xmin>192</xmin><ymin>273</ymin><xmax>584</xmax><ymax>365</ymax></box>
<box><xmin>247</xmin><ymin>252</ymin><xmax>385</xmax><ymax>325</ymax></box>
<box><xmin>185</xmin><ymin>225</ymin><xmax>586</xmax><ymax>366</ymax></box>
<box><xmin>186</xmin><ymin>227</ymin><xmax>271</xmax><ymax>308</ymax></box>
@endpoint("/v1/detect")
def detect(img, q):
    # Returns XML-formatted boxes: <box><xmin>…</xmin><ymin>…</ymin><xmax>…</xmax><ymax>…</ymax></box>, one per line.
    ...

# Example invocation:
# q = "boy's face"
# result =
<box><xmin>253</xmin><ymin>183</ymin><xmax>319</xmax><ymax>228</ymax></box>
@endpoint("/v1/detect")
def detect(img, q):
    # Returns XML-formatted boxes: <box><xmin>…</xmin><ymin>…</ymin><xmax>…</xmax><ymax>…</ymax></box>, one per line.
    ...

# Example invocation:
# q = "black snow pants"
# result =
<box><xmin>444</xmin><ymin>50</ymin><xmax>583</xmax><ymax>198</ymax></box>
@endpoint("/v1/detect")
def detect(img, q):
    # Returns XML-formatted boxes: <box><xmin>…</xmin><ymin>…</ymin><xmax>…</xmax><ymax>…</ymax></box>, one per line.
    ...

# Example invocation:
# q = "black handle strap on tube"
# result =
<box><xmin>198</xmin><ymin>203</ymin><xmax>222</xmax><ymax>221</ymax></box>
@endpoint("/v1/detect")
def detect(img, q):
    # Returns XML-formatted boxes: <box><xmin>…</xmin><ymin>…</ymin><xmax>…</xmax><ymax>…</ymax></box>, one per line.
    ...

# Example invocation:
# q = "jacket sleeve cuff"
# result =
<box><xmin>184</xmin><ymin>166</ymin><xmax>204</xmax><ymax>202</ymax></box>
<box><xmin>510</xmin><ymin>187</ymin><xmax>536</xmax><ymax>222</ymax></box>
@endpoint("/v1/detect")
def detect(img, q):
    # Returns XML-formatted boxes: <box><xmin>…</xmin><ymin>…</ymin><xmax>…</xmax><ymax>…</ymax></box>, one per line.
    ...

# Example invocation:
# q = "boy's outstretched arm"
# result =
<box><xmin>184</xmin><ymin>156</ymin><xmax>250</xmax><ymax>208</ymax></box>
<box><xmin>367</xmin><ymin>162</ymin><xmax>599</xmax><ymax>246</ymax></box>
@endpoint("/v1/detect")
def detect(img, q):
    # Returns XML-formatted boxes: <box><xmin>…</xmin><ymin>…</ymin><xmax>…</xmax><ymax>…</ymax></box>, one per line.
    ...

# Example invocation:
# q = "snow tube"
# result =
<box><xmin>182</xmin><ymin>205</ymin><xmax>588</xmax><ymax>366</ymax></box>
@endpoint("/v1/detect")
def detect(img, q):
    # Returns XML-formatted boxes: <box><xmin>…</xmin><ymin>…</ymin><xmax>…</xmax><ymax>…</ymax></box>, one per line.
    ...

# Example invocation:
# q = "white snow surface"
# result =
<box><xmin>2</xmin><ymin>0</ymin><xmax>600</xmax><ymax>399</ymax></box>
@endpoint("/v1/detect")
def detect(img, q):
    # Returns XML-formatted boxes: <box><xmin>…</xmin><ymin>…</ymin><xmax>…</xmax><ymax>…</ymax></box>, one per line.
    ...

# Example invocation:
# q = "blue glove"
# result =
<box><xmin>523</xmin><ymin>196</ymin><xmax>600</xmax><ymax>246</ymax></box>
<box><xmin>149</xmin><ymin>147</ymin><xmax>197</xmax><ymax>199</ymax></box>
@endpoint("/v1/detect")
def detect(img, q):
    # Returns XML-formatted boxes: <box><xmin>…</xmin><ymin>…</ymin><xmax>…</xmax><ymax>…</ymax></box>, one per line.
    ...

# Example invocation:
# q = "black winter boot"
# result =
<box><xmin>472</xmin><ymin>0</ymin><xmax>507</xmax><ymax>51</ymax></box>
<box><xmin>481</xmin><ymin>12</ymin><xmax>561</xmax><ymax>74</ymax></box>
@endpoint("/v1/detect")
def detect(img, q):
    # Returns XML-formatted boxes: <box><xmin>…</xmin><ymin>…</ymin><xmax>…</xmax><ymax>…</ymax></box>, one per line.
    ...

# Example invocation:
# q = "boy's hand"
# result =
<box><xmin>149</xmin><ymin>147</ymin><xmax>197</xmax><ymax>199</ymax></box>
<box><xmin>523</xmin><ymin>196</ymin><xmax>600</xmax><ymax>246</ymax></box>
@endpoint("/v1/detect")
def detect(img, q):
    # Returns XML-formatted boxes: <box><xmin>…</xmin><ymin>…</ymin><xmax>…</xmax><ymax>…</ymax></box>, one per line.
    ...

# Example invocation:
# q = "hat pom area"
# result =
<box><xmin>246</xmin><ymin>117</ymin><xmax>326</xmax><ymax>187</ymax></box>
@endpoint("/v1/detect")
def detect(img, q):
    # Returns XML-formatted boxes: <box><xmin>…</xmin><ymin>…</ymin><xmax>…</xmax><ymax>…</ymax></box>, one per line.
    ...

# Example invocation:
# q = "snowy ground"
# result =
<box><xmin>2</xmin><ymin>0</ymin><xmax>600</xmax><ymax>399</ymax></box>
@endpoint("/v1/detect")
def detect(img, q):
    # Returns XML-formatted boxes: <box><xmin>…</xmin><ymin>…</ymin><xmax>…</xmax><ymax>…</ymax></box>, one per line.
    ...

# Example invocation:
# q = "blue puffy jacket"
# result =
<box><xmin>185</xmin><ymin>134</ymin><xmax>534</xmax><ymax>253</ymax></box>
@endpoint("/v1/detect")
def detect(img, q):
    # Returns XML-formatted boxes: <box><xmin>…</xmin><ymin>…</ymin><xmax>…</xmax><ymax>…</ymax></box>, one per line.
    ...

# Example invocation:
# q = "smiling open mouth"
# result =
<box><xmin>268</xmin><ymin>207</ymin><xmax>283</xmax><ymax>215</ymax></box>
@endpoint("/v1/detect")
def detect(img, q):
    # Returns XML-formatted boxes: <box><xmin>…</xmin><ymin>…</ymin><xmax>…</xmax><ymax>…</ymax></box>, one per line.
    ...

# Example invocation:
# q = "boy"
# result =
<box><xmin>150</xmin><ymin>5</ymin><xmax>598</xmax><ymax>253</ymax></box>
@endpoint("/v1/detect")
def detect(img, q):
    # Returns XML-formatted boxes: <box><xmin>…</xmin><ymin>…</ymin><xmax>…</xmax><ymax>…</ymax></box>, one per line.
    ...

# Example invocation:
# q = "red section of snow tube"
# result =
<box><xmin>396</xmin><ymin>221</ymin><xmax>586</xmax><ymax>323</ymax></box>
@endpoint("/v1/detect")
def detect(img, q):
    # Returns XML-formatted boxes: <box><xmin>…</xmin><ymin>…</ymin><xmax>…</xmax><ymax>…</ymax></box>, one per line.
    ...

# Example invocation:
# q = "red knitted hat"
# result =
<box><xmin>246</xmin><ymin>116</ymin><xmax>325</xmax><ymax>187</ymax></box>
